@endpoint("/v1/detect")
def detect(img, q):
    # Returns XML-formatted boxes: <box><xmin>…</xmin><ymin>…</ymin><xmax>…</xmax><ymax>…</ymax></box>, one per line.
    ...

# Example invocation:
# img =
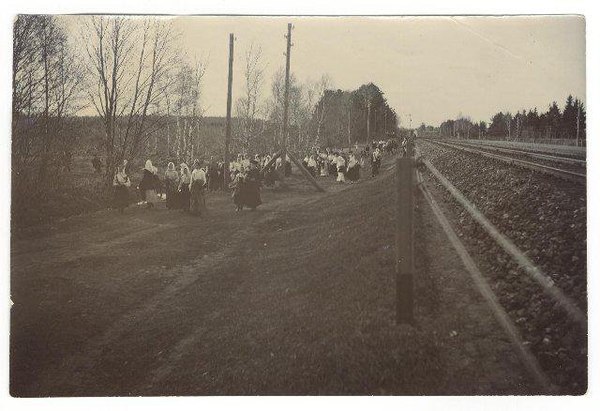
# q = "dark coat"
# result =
<box><xmin>139</xmin><ymin>169</ymin><xmax>159</xmax><ymax>191</ymax></box>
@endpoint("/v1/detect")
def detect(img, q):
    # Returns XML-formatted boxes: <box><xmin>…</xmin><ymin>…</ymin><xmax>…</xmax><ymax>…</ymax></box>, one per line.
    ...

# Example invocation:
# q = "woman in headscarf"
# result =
<box><xmin>207</xmin><ymin>156</ymin><xmax>219</xmax><ymax>192</ymax></box>
<box><xmin>319</xmin><ymin>152</ymin><xmax>329</xmax><ymax>177</ymax></box>
<box><xmin>229</xmin><ymin>166</ymin><xmax>245</xmax><ymax>212</ymax></box>
<box><xmin>178</xmin><ymin>163</ymin><xmax>191</xmax><ymax>211</ymax></box>
<box><xmin>335</xmin><ymin>152</ymin><xmax>346</xmax><ymax>183</ymax></box>
<box><xmin>346</xmin><ymin>151</ymin><xmax>361</xmax><ymax>182</ymax></box>
<box><xmin>189</xmin><ymin>159</ymin><xmax>207</xmax><ymax>216</ymax></box>
<box><xmin>328</xmin><ymin>151</ymin><xmax>337</xmax><ymax>176</ymax></box>
<box><xmin>307</xmin><ymin>155</ymin><xmax>318</xmax><ymax>177</ymax></box>
<box><xmin>164</xmin><ymin>162</ymin><xmax>179</xmax><ymax>209</ymax></box>
<box><xmin>241</xmin><ymin>159</ymin><xmax>262</xmax><ymax>211</ymax></box>
<box><xmin>112</xmin><ymin>160</ymin><xmax>131</xmax><ymax>213</ymax></box>
<box><xmin>371</xmin><ymin>147</ymin><xmax>382</xmax><ymax>177</ymax></box>
<box><xmin>138</xmin><ymin>159</ymin><xmax>159</xmax><ymax>208</ymax></box>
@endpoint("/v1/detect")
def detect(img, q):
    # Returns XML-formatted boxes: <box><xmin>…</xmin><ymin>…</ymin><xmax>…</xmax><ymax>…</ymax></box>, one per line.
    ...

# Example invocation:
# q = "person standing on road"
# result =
<box><xmin>112</xmin><ymin>160</ymin><xmax>131</xmax><ymax>214</ymax></box>
<box><xmin>371</xmin><ymin>147</ymin><xmax>382</xmax><ymax>177</ymax></box>
<box><xmin>307</xmin><ymin>155</ymin><xmax>318</xmax><ymax>177</ymax></box>
<box><xmin>335</xmin><ymin>152</ymin><xmax>346</xmax><ymax>183</ymax></box>
<box><xmin>189</xmin><ymin>160</ymin><xmax>207</xmax><ymax>216</ymax></box>
<box><xmin>139</xmin><ymin>159</ymin><xmax>159</xmax><ymax>209</ymax></box>
<box><xmin>164</xmin><ymin>162</ymin><xmax>179</xmax><ymax>210</ymax></box>
<box><xmin>207</xmin><ymin>156</ymin><xmax>219</xmax><ymax>192</ymax></box>
<box><xmin>229</xmin><ymin>168</ymin><xmax>245</xmax><ymax>211</ymax></box>
<box><xmin>347</xmin><ymin>152</ymin><xmax>361</xmax><ymax>182</ymax></box>
<box><xmin>178</xmin><ymin>163</ymin><xmax>191</xmax><ymax>211</ymax></box>
<box><xmin>243</xmin><ymin>159</ymin><xmax>262</xmax><ymax>211</ymax></box>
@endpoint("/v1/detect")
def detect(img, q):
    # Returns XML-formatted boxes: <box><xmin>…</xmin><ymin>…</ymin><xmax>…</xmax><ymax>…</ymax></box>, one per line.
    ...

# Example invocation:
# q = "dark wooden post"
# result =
<box><xmin>281</xmin><ymin>23</ymin><xmax>293</xmax><ymax>168</ymax></box>
<box><xmin>396</xmin><ymin>157</ymin><xmax>414</xmax><ymax>324</ymax></box>
<box><xmin>224</xmin><ymin>33</ymin><xmax>234</xmax><ymax>187</ymax></box>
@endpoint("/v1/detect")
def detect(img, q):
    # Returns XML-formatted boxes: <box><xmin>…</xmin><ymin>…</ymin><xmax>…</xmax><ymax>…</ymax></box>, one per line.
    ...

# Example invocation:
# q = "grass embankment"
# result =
<box><xmin>11</xmin><ymin>158</ymin><xmax>533</xmax><ymax>396</ymax></box>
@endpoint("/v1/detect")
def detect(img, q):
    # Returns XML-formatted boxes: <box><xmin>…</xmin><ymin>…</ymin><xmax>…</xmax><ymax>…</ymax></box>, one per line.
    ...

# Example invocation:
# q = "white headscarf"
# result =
<box><xmin>144</xmin><ymin>159</ymin><xmax>154</xmax><ymax>172</ymax></box>
<box><xmin>348</xmin><ymin>154</ymin><xmax>357</xmax><ymax>168</ymax></box>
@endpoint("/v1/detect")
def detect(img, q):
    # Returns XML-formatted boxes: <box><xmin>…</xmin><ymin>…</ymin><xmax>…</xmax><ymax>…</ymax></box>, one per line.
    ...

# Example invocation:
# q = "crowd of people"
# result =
<box><xmin>300</xmin><ymin>138</ymin><xmax>400</xmax><ymax>183</ymax></box>
<box><xmin>109</xmin><ymin>137</ymin><xmax>403</xmax><ymax>215</ymax></box>
<box><xmin>111</xmin><ymin>158</ymin><xmax>209</xmax><ymax>216</ymax></box>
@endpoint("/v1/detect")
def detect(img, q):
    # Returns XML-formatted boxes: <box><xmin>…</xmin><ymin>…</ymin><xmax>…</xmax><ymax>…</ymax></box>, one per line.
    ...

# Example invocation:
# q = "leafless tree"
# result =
<box><xmin>80</xmin><ymin>16</ymin><xmax>179</xmax><ymax>182</ymax></box>
<box><xmin>308</xmin><ymin>74</ymin><xmax>333</xmax><ymax>143</ymax></box>
<box><xmin>266</xmin><ymin>67</ymin><xmax>287</xmax><ymax>149</ymax></box>
<box><xmin>266</xmin><ymin>67</ymin><xmax>318</xmax><ymax>153</ymax></box>
<box><xmin>169</xmin><ymin>59</ymin><xmax>207</xmax><ymax>162</ymax></box>
<box><xmin>12</xmin><ymin>15</ymin><xmax>84</xmax><ymax>184</ymax></box>
<box><xmin>235</xmin><ymin>43</ymin><xmax>266</xmax><ymax>153</ymax></box>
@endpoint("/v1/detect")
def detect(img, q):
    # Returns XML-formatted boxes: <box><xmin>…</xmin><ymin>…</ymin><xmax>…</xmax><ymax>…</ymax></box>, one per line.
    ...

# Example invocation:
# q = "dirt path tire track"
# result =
<box><xmin>16</xmin><ymin>178</ymin><xmax>349</xmax><ymax>396</ymax></box>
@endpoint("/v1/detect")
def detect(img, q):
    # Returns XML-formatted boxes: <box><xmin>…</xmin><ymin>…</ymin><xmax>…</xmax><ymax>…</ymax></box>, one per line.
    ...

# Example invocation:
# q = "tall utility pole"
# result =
<box><xmin>576</xmin><ymin>103</ymin><xmax>581</xmax><ymax>146</ymax></box>
<box><xmin>259</xmin><ymin>22</ymin><xmax>324</xmax><ymax>193</ymax></box>
<box><xmin>366</xmin><ymin>100</ymin><xmax>371</xmax><ymax>143</ymax></box>
<box><xmin>224</xmin><ymin>33</ymin><xmax>234</xmax><ymax>186</ymax></box>
<box><xmin>282</xmin><ymin>23</ymin><xmax>293</xmax><ymax>159</ymax></box>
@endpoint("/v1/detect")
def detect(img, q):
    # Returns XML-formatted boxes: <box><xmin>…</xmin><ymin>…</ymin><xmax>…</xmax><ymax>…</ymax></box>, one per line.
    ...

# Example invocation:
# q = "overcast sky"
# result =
<box><xmin>69</xmin><ymin>15</ymin><xmax>586</xmax><ymax>127</ymax></box>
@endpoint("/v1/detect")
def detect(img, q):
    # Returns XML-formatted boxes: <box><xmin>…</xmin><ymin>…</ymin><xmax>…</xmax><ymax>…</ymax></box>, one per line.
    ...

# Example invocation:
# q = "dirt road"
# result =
<box><xmin>10</xmin><ymin>157</ymin><xmax>534</xmax><ymax>396</ymax></box>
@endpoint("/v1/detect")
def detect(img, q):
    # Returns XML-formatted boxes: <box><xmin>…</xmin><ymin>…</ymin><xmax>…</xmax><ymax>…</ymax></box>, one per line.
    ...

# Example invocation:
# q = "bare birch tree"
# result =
<box><xmin>235</xmin><ymin>43</ymin><xmax>265</xmax><ymax>153</ymax></box>
<box><xmin>170</xmin><ymin>59</ymin><xmax>207</xmax><ymax>163</ymax></box>
<box><xmin>310</xmin><ymin>74</ymin><xmax>333</xmax><ymax>143</ymax></box>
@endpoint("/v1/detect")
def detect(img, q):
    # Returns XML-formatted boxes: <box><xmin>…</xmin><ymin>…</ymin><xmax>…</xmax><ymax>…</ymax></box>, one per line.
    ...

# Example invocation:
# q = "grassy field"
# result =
<box><xmin>10</xmin><ymin>155</ymin><xmax>534</xmax><ymax>396</ymax></box>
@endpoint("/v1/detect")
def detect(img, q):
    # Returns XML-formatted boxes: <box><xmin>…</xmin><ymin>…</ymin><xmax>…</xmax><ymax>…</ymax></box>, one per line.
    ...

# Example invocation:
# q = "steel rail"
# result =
<box><xmin>418</xmin><ymin>174</ymin><xmax>554</xmax><ymax>392</ymax></box>
<box><xmin>448</xmin><ymin>139</ymin><xmax>586</xmax><ymax>159</ymax></box>
<box><xmin>421</xmin><ymin>158</ymin><xmax>587</xmax><ymax>328</ymax></box>
<box><xmin>427</xmin><ymin>140</ymin><xmax>586</xmax><ymax>184</ymax></box>
<box><xmin>451</xmin><ymin>141</ymin><xmax>586</xmax><ymax>166</ymax></box>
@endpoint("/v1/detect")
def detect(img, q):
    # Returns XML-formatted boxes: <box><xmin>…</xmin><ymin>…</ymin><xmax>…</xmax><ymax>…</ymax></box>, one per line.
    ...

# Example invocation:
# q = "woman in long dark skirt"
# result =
<box><xmin>229</xmin><ymin>170</ymin><xmax>245</xmax><ymax>211</ymax></box>
<box><xmin>189</xmin><ymin>160</ymin><xmax>207</xmax><ymax>216</ymax></box>
<box><xmin>164</xmin><ymin>162</ymin><xmax>179</xmax><ymax>209</ymax></box>
<box><xmin>138</xmin><ymin>160</ymin><xmax>159</xmax><ymax>208</ymax></box>
<box><xmin>178</xmin><ymin>163</ymin><xmax>191</xmax><ymax>211</ymax></box>
<box><xmin>241</xmin><ymin>160</ymin><xmax>262</xmax><ymax>210</ymax></box>
<box><xmin>371</xmin><ymin>147</ymin><xmax>382</xmax><ymax>177</ymax></box>
<box><xmin>112</xmin><ymin>162</ymin><xmax>131</xmax><ymax>213</ymax></box>
<box><xmin>346</xmin><ymin>153</ymin><xmax>361</xmax><ymax>182</ymax></box>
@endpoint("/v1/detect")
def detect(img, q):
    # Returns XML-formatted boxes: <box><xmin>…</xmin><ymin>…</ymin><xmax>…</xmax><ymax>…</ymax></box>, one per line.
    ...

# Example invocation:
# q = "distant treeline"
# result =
<box><xmin>429</xmin><ymin>95</ymin><xmax>586</xmax><ymax>142</ymax></box>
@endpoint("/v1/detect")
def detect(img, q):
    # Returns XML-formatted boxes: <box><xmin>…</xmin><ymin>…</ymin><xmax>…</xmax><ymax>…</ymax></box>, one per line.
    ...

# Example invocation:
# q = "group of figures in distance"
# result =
<box><xmin>11</xmin><ymin>15</ymin><xmax>399</xmax><ymax>227</ymax></box>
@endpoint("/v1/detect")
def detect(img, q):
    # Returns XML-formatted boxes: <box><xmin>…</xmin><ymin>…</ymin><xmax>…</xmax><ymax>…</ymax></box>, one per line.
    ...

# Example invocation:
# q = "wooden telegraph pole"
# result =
<box><xmin>576</xmin><ymin>103</ymin><xmax>581</xmax><ymax>147</ymax></box>
<box><xmin>224</xmin><ymin>33</ymin><xmax>234</xmax><ymax>187</ymax></box>
<box><xmin>281</xmin><ymin>23</ymin><xmax>292</xmax><ymax>168</ymax></box>
<box><xmin>366</xmin><ymin>100</ymin><xmax>371</xmax><ymax>143</ymax></box>
<box><xmin>260</xmin><ymin>22</ymin><xmax>324</xmax><ymax>193</ymax></box>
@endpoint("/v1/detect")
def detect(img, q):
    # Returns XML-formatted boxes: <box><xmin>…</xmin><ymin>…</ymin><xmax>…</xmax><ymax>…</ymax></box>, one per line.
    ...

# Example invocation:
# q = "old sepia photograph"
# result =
<box><xmin>8</xmin><ymin>12</ymin><xmax>588</xmax><ymax>398</ymax></box>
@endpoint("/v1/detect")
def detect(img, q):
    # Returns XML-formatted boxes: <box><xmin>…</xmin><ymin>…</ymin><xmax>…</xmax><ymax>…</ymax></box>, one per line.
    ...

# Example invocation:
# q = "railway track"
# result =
<box><xmin>449</xmin><ymin>140</ymin><xmax>586</xmax><ymax>166</ymax></box>
<box><xmin>414</xmin><ymin>142</ymin><xmax>587</xmax><ymax>393</ymax></box>
<box><xmin>449</xmin><ymin>139</ymin><xmax>586</xmax><ymax>160</ymax></box>
<box><xmin>423</xmin><ymin>139</ymin><xmax>586</xmax><ymax>184</ymax></box>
